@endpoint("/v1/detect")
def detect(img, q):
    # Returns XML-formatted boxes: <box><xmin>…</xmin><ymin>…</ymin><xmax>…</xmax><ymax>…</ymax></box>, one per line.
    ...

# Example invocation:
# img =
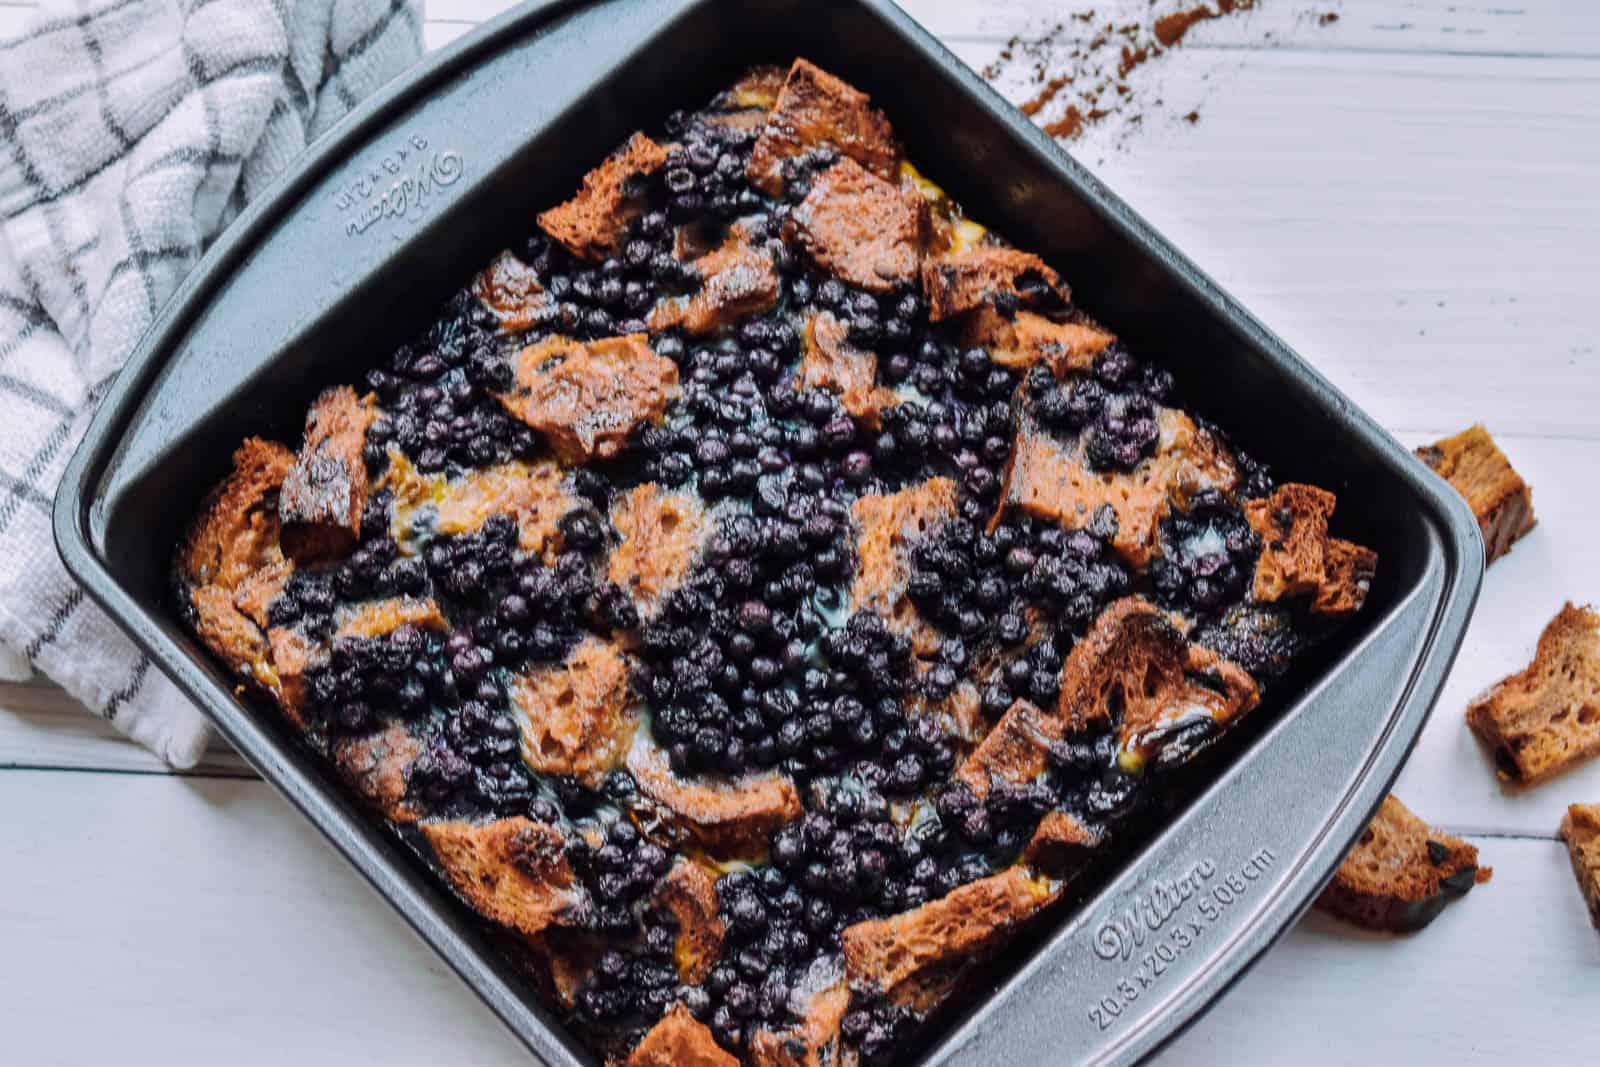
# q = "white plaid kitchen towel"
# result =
<box><xmin>0</xmin><ymin>0</ymin><xmax>421</xmax><ymax>766</ymax></box>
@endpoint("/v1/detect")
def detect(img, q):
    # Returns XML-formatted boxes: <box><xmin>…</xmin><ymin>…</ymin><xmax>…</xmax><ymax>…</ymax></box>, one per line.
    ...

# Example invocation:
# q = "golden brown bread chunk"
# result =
<box><xmin>607</xmin><ymin>483</ymin><xmax>711</xmax><ymax>622</ymax></box>
<box><xmin>651</xmin><ymin>861</ymin><xmax>727</xmax><ymax>984</ymax></box>
<box><xmin>953</xmin><ymin>699</ymin><xmax>1061</xmax><ymax>799</ymax></box>
<box><xmin>266</xmin><ymin>625</ymin><xmax>318</xmax><ymax>725</ymax></box>
<box><xmin>508</xmin><ymin>636</ymin><xmax>637</xmax><ymax>785</ymax></box>
<box><xmin>499</xmin><ymin>334</ymin><xmax>679</xmax><ymax>464</ymax></box>
<box><xmin>922</xmin><ymin>247</ymin><xmax>1070</xmax><ymax>322</ymax></box>
<box><xmin>1023</xmin><ymin>809</ymin><xmax>1105</xmax><ymax>872</ymax></box>
<box><xmin>848</xmin><ymin>478</ymin><xmax>958</xmax><ymax>656</ymax></box>
<box><xmin>648</xmin><ymin>231</ymin><xmax>779</xmax><ymax>336</ymax></box>
<box><xmin>384</xmin><ymin>453</ymin><xmax>576</xmax><ymax>558</ymax></box>
<box><xmin>704</xmin><ymin>64</ymin><xmax>786</xmax><ymax>132</ymax></box>
<box><xmin>1058</xmin><ymin>597</ymin><xmax>1259</xmax><ymax>767</ymax></box>
<box><xmin>230</xmin><ymin>558</ymin><xmax>293</xmax><ymax>630</ymax></box>
<box><xmin>1417</xmin><ymin>425</ymin><xmax>1535</xmax><ymax>565</ymax></box>
<box><xmin>747</xmin><ymin>58</ymin><xmax>899</xmax><ymax>196</ymax></box>
<box><xmin>625</xmin><ymin>1004</ymin><xmax>738</xmax><ymax>1067</ymax></box>
<box><xmin>333</xmin><ymin>721</ymin><xmax>420</xmax><ymax>822</ymax></box>
<box><xmin>796</xmin><ymin>312</ymin><xmax>898</xmax><ymax>427</ymax></box>
<box><xmin>991</xmin><ymin>412</ymin><xmax>1237</xmax><ymax>569</ymax></box>
<box><xmin>1315</xmin><ymin>795</ymin><xmax>1490</xmax><ymax>933</ymax></box>
<box><xmin>1244</xmin><ymin>483</ymin><xmax>1376</xmax><ymax>617</ymax></box>
<box><xmin>538</xmin><ymin>132</ymin><xmax>668</xmax><ymax>261</ymax></box>
<box><xmin>181</xmin><ymin>437</ymin><xmax>293</xmax><ymax>588</ymax></box>
<box><xmin>190</xmin><ymin>584</ymin><xmax>270</xmax><ymax>672</ymax></box>
<box><xmin>785</xmin><ymin>158</ymin><xmax>928</xmax><ymax>294</ymax></box>
<box><xmin>473</xmin><ymin>250</ymin><xmax>546</xmax><ymax>332</ymax></box>
<box><xmin>1466</xmin><ymin>602</ymin><xmax>1600</xmax><ymax>785</ymax></box>
<box><xmin>627</xmin><ymin>737</ymin><xmax>802</xmax><ymax>859</ymax></box>
<box><xmin>280</xmin><ymin>386</ymin><xmax>378</xmax><ymax>561</ymax></box>
<box><xmin>333</xmin><ymin>596</ymin><xmax>448</xmax><ymax>639</ymax></box>
<box><xmin>422</xmin><ymin>818</ymin><xmax>579</xmax><ymax>938</ymax></box>
<box><xmin>964</xmin><ymin>306</ymin><xmax>1115</xmax><ymax>375</ymax></box>
<box><xmin>841</xmin><ymin>866</ymin><xmax>1059</xmax><ymax>1013</ymax></box>
<box><xmin>748</xmin><ymin>974</ymin><xmax>849</xmax><ymax>1067</ymax></box>
<box><xmin>1559</xmin><ymin>804</ymin><xmax>1600</xmax><ymax>927</ymax></box>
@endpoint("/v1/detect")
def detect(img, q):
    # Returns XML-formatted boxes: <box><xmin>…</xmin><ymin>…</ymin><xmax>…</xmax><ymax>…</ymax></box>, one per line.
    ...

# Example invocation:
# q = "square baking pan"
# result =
<box><xmin>54</xmin><ymin>0</ymin><xmax>1485</xmax><ymax>1063</ymax></box>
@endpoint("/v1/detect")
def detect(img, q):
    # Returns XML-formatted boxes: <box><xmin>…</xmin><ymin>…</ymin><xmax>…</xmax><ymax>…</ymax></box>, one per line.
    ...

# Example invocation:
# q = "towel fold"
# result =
<box><xmin>0</xmin><ymin>0</ymin><xmax>422</xmax><ymax>766</ymax></box>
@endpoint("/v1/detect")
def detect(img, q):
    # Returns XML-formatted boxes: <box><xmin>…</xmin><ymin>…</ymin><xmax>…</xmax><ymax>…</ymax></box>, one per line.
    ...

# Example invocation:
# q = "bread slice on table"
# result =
<box><xmin>1466</xmin><ymin>603</ymin><xmax>1600</xmax><ymax>785</ymax></box>
<box><xmin>1316</xmin><ymin>795</ymin><xmax>1491</xmax><ymax>933</ymax></box>
<box><xmin>1559</xmin><ymin>804</ymin><xmax>1600</xmax><ymax>928</ymax></box>
<box><xmin>1415</xmin><ymin>425</ymin><xmax>1535</xmax><ymax>565</ymax></box>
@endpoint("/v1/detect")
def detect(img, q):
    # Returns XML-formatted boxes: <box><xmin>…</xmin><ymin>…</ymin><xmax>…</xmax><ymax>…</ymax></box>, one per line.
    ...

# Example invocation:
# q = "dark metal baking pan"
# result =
<box><xmin>54</xmin><ymin>0</ymin><xmax>1485</xmax><ymax>1063</ymax></box>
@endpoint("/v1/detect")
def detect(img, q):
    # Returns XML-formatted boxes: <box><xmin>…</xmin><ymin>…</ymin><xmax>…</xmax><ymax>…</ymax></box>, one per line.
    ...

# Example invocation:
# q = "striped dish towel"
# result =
<box><xmin>0</xmin><ymin>0</ymin><xmax>422</xmax><ymax>766</ymax></box>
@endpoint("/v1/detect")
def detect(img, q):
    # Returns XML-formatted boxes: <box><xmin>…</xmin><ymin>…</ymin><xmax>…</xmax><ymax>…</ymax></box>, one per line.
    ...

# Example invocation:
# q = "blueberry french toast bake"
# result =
<box><xmin>175</xmin><ymin>59</ymin><xmax>1377</xmax><ymax>1066</ymax></box>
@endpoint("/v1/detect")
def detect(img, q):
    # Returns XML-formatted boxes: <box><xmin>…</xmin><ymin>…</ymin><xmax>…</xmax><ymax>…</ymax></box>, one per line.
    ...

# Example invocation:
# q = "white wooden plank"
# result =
<box><xmin>1170</xmin><ymin>832</ymin><xmax>1600</xmax><ymax>1065</ymax></box>
<box><xmin>0</xmin><ymin>771</ymin><xmax>528</xmax><ymax>1066</ymax></box>
<box><xmin>903</xmin><ymin>0</ymin><xmax>1600</xmax><ymax>57</ymax></box>
<box><xmin>0</xmin><ymin>679</ymin><xmax>250</xmax><ymax>776</ymax></box>
<box><xmin>0</xmin><ymin>770</ymin><xmax>1585</xmax><ymax>1066</ymax></box>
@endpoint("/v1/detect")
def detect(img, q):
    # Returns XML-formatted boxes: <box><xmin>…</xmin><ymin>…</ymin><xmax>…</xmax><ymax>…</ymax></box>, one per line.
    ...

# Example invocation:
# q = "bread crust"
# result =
<box><xmin>796</xmin><ymin>312</ymin><xmax>898</xmax><ymax>427</ymax></box>
<box><xmin>626</xmin><ymin>736</ymin><xmax>802</xmax><ymax>859</ymax></box>
<box><xmin>422</xmin><ymin>817</ymin><xmax>579</xmax><ymax>938</ymax></box>
<box><xmin>280</xmin><ymin>386</ymin><xmax>378</xmax><ymax>560</ymax></box>
<box><xmin>648</xmin><ymin>229</ymin><xmax>779</xmax><ymax>336</ymax></box>
<box><xmin>922</xmin><ymin>247</ymin><xmax>1070</xmax><ymax>323</ymax></box>
<box><xmin>991</xmin><ymin>412</ymin><xmax>1238</xmax><ymax>569</ymax></box>
<box><xmin>606</xmin><ymin>483</ymin><xmax>710</xmax><ymax>624</ymax></box>
<box><xmin>1559</xmin><ymin>803</ymin><xmax>1600</xmax><ymax>927</ymax></box>
<box><xmin>784</xmin><ymin>158</ymin><xmax>928</xmax><ymax>294</ymax></box>
<box><xmin>1466</xmin><ymin>602</ymin><xmax>1600</xmax><ymax>785</ymax></box>
<box><xmin>1416</xmin><ymin>425</ymin><xmax>1535</xmax><ymax>565</ymax></box>
<box><xmin>624</xmin><ymin>1004</ymin><xmax>738</xmax><ymax>1067</ymax></box>
<box><xmin>747</xmin><ymin>58</ymin><xmax>899</xmax><ymax>196</ymax></box>
<box><xmin>538</xmin><ymin>132</ymin><xmax>668</xmax><ymax>261</ymax></box>
<box><xmin>1315</xmin><ymin>795</ymin><xmax>1490</xmax><ymax>933</ymax></box>
<box><xmin>509</xmin><ymin>635</ymin><xmax>637</xmax><ymax>785</ymax></box>
<box><xmin>848</xmin><ymin>478</ymin><xmax>958</xmax><ymax>656</ymax></box>
<box><xmin>499</xmin><ymin>334</ymin><xmax>678</xmax><ymax>464</ymax></box>
<box><xmin>963</xmin><ymin>306</ymin><xmax>1114</xmax><ymax>375</ymax></box>
<box><xmin>841</xmin><ymin>866</ymin><xmax>1059</xmax><ymax>1013</ymax></box>
<box><xmin>1244</xmin><ymin>483</ymin><xmax>1376</xmax><ymax>617</ymax></box>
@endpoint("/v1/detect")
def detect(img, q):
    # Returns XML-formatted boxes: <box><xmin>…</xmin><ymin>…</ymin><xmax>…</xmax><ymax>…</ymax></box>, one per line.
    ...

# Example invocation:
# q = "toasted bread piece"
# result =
<box><xmin>1058</xmin><ymin>597</ymin><xmax>1259</xmax><ymax>770</ymax></box>
<box><xmin>784</xmin><ymin>158</ymin><xmax>928</xmax><ymax>294</ymax></box>
<box><xmin>991</xmin><ymin>411</ymin><xmax>1237</xmax><ymax>569</ymax></box>
<box><xmin>651</xmin><ymin>860</ymin><xmax>727</xmax><ymax>984</ymax></box>
<box><xmin>509</xmin><ymin>636</ymin><xmax>637</xmax><ymax>785</ymax></box>
<box><xmin>1559</xmin><ymin>804</ymin><xmax>1600</xmax><ymax>927</ymax></box>
<box><xmin>1417</xmin><ymin>425</ymin><xmax>1535</xmax><ymax>565</ymax></box>
<box><xmin>749</xmin><ymin>972</ymin><xmax>850</xmax><ymax>1067</ymax></box>
<box><xmin>625</xmin><ymin>1004</ymin><xmax>737</xmax><ymax>1067</ymax></box>
<box><xmin>797</xmin><ymin>312</ymin><xmax>898</xmax><ymax>427</ymax></box>
<box><xmin>191</xmin><ymin>584</ymin><xmax>270</xmax><ymax>671</ymax></box>
<box><xmin>1244</xmin><ymin>483</ymin><xmax>1376</xmax><ymax>617</ymax></box>
<box><xmin>607</xmin><ymin>483</ymin><xmax>711</xmax><ymax>622</ymax></box>
<box><xmin>1023</xmin><ymin>809</ymin><xmax>1105</xmax><ymax>873</ymax></box>
<box><xmin>626</xmin><ymin>736</ymin><xmax>802</xmax><ymax>859</ymax></box>
<box><xmin>922</xmin><ymin>247</ymin><xmax>1070</xmax><ymax>323</ymax></box>
<box><xmin>384</xmin><ymin>453</ymin><xmax>577</xmax><ymax>558</ymax></box>
<box><xmin>499</xmin><ymin>334</ymin><xmax>679</xmax><ymax>464</ymax></box>
<box><xmin>964</xmin><ymin>306</ymin><xmax>1115</xmax><ymax>375</ymax></box>
<box><xmin>841</xmin><ymin>866</ymin><xmax>1059</xmax><ymax>1013</ymax></box>
<box><xmin>953</xmin><ymin>698</ymin><xmax>1061</xmax><ymax>798</ymax></box>
<box><xmin>474</xmin><ymin>250</ymin><xmax>546</xmax><ymax>332</ymax></box>
<box><xmin>1316</xmin><ymin>795</ymin><xmax>1490</xmax><ymax>933</ymax></box>
<box><xmin>747</xmin><ymin>59</ymin><xmax>899</xmax><ymax>196</ymax></box>
<box><xmin>333</xmin><ymin>721</ymin><xmax>420</xmax><ymax>822</ymax></box>
<box><xmin>1466</xmin><ymin>602</ymin><xmax>1600</xmax><ymax>785</ymax></box>
<box><xmin>181</xmin><ymin>437</ymin><xmax>293</xmax><ymax>588</ymax></box>
<box><xmin>538</xmin><ymin>132</ymin><xmax>668</xmax><ymax>261</ymax></box>
<box><xmin>648</xmin><ymin>230</ymin><xmax>779</xmax><ymax>336</ymax></box>
<box><xmin>266</xmin><ymin>626</ymin><xmax>319</xmax><ymax>725</ymax></box>
<box><xmin>231</xmin><ymin>558</ymin><xmax>293</xmax><ymax>630</ymax></box>
<box><xmin>422</xmin><ymin>817</ymin><xmax>579</xmax><ymax>938</ymax></box>
<box><xmin>334</xmin><ymin>596</ymin><xmax>448</xmax><ymax>639</ymax></box>
<box><xmin>848</xmin><ymin>478</ymin><xmax>958</xmax><ymax>654</ymax></box>
<box><xmin>280</xmin><ymin>386</ymin><xmax>378</xmax><ymax>561</ymax></box>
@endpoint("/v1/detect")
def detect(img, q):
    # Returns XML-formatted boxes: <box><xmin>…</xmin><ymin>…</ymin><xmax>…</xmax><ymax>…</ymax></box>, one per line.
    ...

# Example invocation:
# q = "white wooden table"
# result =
<box><xmin>2</xmin><ymin>1</ymin><xmax>1597</xmax><ymax>1063</ymax></box>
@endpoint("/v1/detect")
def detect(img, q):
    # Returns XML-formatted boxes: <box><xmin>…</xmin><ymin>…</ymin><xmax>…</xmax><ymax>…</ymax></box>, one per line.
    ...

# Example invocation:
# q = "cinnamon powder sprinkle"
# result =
<box><xmin>983</xmin><ymin>0</ymin><xmax>1340</xmax><ymax>146</ymax></box>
